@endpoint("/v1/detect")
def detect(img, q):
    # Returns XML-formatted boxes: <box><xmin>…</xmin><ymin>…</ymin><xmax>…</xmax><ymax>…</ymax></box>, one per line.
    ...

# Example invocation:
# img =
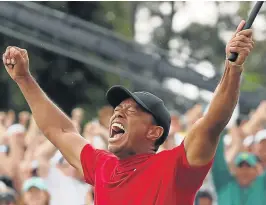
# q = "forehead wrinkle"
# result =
<box><xmin>118</xmin><ymin>98</ymin><xmax>138</xmax><ymax>108</ymax></box>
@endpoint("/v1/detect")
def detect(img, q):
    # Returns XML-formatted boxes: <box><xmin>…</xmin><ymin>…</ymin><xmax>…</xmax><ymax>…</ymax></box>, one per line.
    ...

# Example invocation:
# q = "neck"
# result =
<box><xmin>115</xmin><ymin>149</ymin><xmax>156</xmax><ymax>160</ymax></box>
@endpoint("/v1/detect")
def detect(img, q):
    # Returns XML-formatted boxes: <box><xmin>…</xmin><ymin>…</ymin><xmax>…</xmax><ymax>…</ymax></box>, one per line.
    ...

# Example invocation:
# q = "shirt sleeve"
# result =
<box><xmin>172</xmin><ymin>141</ymin><xmax>213</xmax><ymax>191</ymax></box>
<box><xmin>80</xmin><ymin>144</ymin><xmax>110</xmax><ymax>185</ymax></box>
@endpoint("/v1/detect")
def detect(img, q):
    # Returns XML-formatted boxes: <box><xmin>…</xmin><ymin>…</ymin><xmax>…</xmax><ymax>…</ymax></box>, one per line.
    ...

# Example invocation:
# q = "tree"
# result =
<box><xmin>133</xmin><ymin>1</ymin><xmax>266</xmax><ymax>113</ymax></box>
<box><xmin>0</xmin><ymin>1</ymin><xmax>133</xmax><ymax>122</ymax></box>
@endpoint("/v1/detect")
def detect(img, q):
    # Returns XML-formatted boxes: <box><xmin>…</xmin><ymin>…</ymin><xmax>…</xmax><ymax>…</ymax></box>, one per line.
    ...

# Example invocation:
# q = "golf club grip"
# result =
<box><xmin>228</xmin><ymin>1</ymin><xmax>264</xmax><ymax>62</ymax></box>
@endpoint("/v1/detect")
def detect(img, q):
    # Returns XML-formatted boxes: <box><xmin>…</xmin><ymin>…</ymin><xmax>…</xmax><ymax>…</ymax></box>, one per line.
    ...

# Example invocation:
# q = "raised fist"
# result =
<box><xmin>226</xmin><ymin>20</ymin><xmax>254</xmax><ymax>67</ymax></box>
<box><xmin>2</xmin><ymin>46</ymin><xmax>30</xmax><ymax>81</ymax></box>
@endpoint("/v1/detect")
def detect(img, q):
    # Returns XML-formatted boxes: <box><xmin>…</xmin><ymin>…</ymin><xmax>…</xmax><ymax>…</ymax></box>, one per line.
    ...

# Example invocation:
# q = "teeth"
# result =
<box><xmin>112</xmin><ymin>123</ymin><xmax>125</xmax><ymax>131</ymax></box>
<box><xmin>114</xmin><ymin>134</ymin><xmax>121</xmax><ymax>139</ymax></box>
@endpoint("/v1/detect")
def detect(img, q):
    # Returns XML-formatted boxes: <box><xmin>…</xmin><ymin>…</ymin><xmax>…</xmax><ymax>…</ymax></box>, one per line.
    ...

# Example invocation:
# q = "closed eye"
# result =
<box><xmin>127</xmin><ymin>109</ymin><xmax>137</xmax><ymax>113</ymax></box>
<box><xmin>114</xmin><ymin>107</ymin><xmax>121</xmax><ymax>112</ymax></box>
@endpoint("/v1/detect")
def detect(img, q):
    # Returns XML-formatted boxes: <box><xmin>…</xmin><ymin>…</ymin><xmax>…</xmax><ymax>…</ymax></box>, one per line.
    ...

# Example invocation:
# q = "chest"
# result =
<box><xmin>93</xmin><ymin>158</ymin><xmax>179</xmax><ymax>205</ymax></box>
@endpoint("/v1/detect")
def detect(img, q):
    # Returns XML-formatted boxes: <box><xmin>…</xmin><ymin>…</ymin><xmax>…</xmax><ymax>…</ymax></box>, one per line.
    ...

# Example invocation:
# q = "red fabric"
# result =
<box><xmin>80</xmin><ymin>142</ymin><xmax>213</xmax><ymax>205</ymax></box>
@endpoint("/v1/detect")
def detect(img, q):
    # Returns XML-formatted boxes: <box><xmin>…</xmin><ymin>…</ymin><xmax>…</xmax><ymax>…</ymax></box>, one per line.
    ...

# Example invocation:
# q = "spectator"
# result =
<box><xmin>71</xmin><ymin>107</ymin><xmax>84</xmax><ymax>126</ymax></box>
<box><xmin>4</xmin><ymin>110</ymin><xmax>15</xmax><ymax>129</ymax></box>
<box><xmin>2</xmin><ymin>101</ymin><xmax>266</xmax><ymax>205</ymax></box>
<box><xmin>212</xmin><ymin>131</ymin><xmax>266</xmax><ymax>205</ymax></box>
<box><xmin>195</xmin><ymin>190</ymin><xmax>213</xmax><ymax>205</ymax></box>
<box><xmin>18</xmin><ymin>177</ymin><xmax>50</xmax><ymax>205</ymax></box>
<box><xmin>71</xmin><ymin>107</ymin><xmax>84</xmax><ymax>133</ymax></box>
<box><xmin>29</xmin><ymin>126</ymin><xmax>90</xmax><ymax>205</ymax></box>
<box><xmin>18</xmin><ymin>112</ymin><xmax>30</xmax><ymax>128</ymax></box>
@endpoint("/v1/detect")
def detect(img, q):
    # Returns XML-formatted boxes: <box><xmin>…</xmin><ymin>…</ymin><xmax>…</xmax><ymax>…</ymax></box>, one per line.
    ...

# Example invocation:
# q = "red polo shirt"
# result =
<box><xmin>80</xmin><ymin>142</ymin><xmax>212</xmax><ymax>205</ymax></box>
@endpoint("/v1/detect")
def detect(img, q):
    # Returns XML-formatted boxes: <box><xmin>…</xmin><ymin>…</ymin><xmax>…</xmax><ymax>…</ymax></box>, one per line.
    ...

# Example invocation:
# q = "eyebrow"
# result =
<box><xmin>116</xmin><ymin>103</ymin><xmax>139</xmax><ymax>109</ymax></box>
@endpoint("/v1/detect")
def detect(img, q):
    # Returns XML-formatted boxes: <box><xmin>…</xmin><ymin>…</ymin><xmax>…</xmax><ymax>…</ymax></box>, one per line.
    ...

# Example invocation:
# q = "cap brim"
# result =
<box><xmin>106</xmin><ymin>85</ymin><xmax>151</xmax><ymax>113</ymax></box>
<box><xmin>24</xmin><ymin>185</ymin><xmax>40</xmax><ymax>191</ymax></box>
<box><xmin>236</xmin><ymin>160</ymin><xmax>256</xmax><ymax>167</ymax></box>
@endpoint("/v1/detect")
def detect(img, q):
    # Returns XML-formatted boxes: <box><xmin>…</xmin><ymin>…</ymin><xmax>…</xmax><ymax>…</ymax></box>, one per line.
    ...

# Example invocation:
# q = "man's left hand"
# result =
<box><xmin>226</xmin><ymin>20</ymin><xmax>254</xmax><ymax>67</ymax></box>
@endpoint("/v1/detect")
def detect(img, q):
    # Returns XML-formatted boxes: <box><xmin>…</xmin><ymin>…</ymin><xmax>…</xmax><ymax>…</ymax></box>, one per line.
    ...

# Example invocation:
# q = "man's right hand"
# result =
<box><xmin>3</xmin><ymin>46</ymin><xmax>87</xmax><ymax>177</ymax></box>
<box><xmin>2</xmin><ymin>46</ymin><xmax>31</xmax><ymax>81</ymax></box>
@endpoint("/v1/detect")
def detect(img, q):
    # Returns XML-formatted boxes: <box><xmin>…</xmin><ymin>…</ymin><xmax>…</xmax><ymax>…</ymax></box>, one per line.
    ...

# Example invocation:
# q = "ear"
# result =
<box><xmin>147</xmin><ymin>125</ymin><xmax>164</xmax><ymax>141</ymax></box>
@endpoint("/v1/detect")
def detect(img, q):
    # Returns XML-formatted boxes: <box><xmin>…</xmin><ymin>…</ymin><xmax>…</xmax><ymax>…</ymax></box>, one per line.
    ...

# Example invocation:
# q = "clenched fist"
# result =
<box><xmin>226</xmin><ymin>20</ymin><xmax>254</xmax><ymax>67</ymax></box>
<box><xmin>2</xmin><ymin>46</ymin><xmax>30</xmax><ymax>81</ymax></box>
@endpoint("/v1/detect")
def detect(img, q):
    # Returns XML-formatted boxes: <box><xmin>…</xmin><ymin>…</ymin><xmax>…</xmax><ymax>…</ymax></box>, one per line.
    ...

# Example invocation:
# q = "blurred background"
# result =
<box><xmin>0</xmin><ymin>1</ymin><xmax>266</xmax><ymax>205</ymax></box>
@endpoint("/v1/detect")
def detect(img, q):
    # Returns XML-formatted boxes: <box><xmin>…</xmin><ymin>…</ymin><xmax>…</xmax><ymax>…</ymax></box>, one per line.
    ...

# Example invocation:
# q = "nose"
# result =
<box><xmin>115</xmin><ymin>112</ymin><xmax>124</xmax><ymax>118</ymax></box>
<box><xmin>114</xmin><ymin>109</ymin><xmax>125</xmax><ymax>119</ymax></box>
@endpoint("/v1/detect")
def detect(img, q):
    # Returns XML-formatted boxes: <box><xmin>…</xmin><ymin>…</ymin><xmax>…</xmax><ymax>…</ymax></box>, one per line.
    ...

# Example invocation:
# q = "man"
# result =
<box><xmin>2</xmin><ymin>20</ymin><xmax>253</xmax><ymax>204</ymax></box>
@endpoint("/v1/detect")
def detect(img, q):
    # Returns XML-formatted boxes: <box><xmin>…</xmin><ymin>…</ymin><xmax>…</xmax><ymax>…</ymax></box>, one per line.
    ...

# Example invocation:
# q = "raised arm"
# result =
<box><xmin>2</xmin><ymin>46</ymin><xmax>88</xmax><ymax>174</ymax></box>
<box><xmin>212</xmin><ymin>132</ymin><xmax>233</xmax><ymax>192</ymax></box>
<box><xmin>184</xmin><ymin>20</ymin><xmax>254</xmax><ymax>166</ymax></box>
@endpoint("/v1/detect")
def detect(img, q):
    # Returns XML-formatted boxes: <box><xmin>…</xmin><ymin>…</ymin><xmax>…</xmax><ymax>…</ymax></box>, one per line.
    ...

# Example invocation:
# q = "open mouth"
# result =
<box><xmin>109</xmin><ymin>122</ymin><xmax>125</xmax><ymax>142</ymax></box>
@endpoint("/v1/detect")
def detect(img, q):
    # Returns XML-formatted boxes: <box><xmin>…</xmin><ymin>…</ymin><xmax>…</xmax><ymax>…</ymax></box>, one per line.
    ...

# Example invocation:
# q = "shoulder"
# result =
<box><xmin>158</xmin><ymin>141</ymin><xmax>213</xmax><ymax>175</ymax></box>
<box><xmin>81</xmin><ymin>144</ymin><xmax>116</xmax><ymax>163</ymax></box>
<box><xmin>155</xmin><ymin>142</ymin><xmax>186</xmax><ymax>166</ymax></box>
<box><xmin>157</xmin><ymin>141</ymin><xmax>186</xmax><ymax>157</ymax></box>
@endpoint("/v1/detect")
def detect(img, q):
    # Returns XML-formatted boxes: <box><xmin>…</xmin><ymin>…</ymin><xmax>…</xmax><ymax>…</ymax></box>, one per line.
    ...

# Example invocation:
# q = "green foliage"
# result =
<box><xmin>0</xmin><ymin>1</ymin><xmax>134</xmax><ymax>121</ymax></box>
<box><xmin>137</xmin><ymin>1</ymin><xmax>266</xmax><ymax>94</ymax></box>
<box><xmin>99</xmin><ymin>1</ymin><xmax>134</xmax><ymax>38</ymax></box>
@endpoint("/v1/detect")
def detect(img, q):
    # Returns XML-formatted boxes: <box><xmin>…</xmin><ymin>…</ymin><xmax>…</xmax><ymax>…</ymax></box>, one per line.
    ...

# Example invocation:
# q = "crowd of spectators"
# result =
<box><xmin>0</xmin><ymin>100</ymin><xmax>266</xmax><ymax>205</ymax></box>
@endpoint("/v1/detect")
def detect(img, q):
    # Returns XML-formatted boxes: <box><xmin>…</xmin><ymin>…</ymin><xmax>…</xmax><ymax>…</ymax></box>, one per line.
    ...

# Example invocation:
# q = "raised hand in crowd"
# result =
<box><xmin>71</xmin><ymin>107</ymin><xmax>84</xmax><ymax>125</ymax></box>
<box><xmin>71</xmin><ymin>107</ymin><xmax>84</xmax><ymax>132</ymax></box>
<box><xmin>4</xmin><ymin>110</ymin><xmax>15</xmax><ymax>128</ymax></box>
<box><xmin>0</xmin><ymin>112</ymin><xmax>6</xmax><ymax>142</ymax></box>
<box><xmin>18</xmin><ymin>111</ymin><xmax>31</xmax><ymax>128</ymax></box>
<box><xmin>184</xmin><ymin>104</ymin><xmax>203</xmax><ymax>130</ymax></box>
<box><xmin>83</xmin><ymin>122</ymin><xmax>108</xmax><ymax>149</ymax></box>
<box><xmin>0</xmin><ymin>126</ymin><xmax>26</xmax><ymax>191</ymax></box>
<box><xmin>242</xmin><ymin>101</ymin><xmax>266</xmax><ymax>136</ymax></box>
<box><xmin>224</xmin><ymin>125</ymin><xmax>246</xmax><ymax>171</ymax></box>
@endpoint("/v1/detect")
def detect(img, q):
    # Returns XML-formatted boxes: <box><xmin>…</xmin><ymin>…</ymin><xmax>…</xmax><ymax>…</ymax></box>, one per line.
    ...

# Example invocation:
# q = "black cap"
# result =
<box><xmin>106</xmin><ymin>85</ymin><xmax>171</xmax><ymax>141</ymax></box>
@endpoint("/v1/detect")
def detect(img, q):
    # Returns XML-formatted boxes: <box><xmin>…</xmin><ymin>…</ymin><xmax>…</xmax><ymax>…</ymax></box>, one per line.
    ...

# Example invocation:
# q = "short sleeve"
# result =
<box><xmin>80</xmin><ymin>144</ymin><xmax>111</xmax><ymax>185</ymax></box>
<box><xmin>172</xmin><ymin>142</ymin><xmax>213</xmax><ymax>190</ymax></box>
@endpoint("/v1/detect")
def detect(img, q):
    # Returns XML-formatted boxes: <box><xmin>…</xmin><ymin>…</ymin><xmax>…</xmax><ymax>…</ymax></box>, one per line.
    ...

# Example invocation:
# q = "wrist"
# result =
<box><xmin>226</xmin><ymin>60</ymin><xmax>244</xmax><ymax>73</ymax></box>
<box><xmin>15</xmin><ymin>74</ymin><xmax>34</xmax><ymax>85</ymax></box>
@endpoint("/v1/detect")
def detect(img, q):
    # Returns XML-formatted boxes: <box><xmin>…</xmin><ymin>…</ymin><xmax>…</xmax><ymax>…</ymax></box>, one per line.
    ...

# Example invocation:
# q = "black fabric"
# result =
<box><xmin>106</xmin><ymin>85</ymin><xmax>171</xmax><ymax>139</ymax></box>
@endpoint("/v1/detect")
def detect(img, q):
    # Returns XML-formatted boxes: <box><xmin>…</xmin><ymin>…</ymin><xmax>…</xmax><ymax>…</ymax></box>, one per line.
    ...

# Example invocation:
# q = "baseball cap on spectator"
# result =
<box><xmin>106</xmin><ymin>85</ymin><xmax>171</xmax><ymax>146</ymax></box>
<box><xmin>254</xmin><ymin>129</ymin><xmax>266</xmax><ymax>144</ymax></box>
<box><xmin>234</xmin><ymin>152</ymin><xmax>258</xmax><ymax>167</ymax></box>
<box><xmin>22</xmin><ymin>177</ymin><xmax>48</xmax><ymax>192</ymax></box>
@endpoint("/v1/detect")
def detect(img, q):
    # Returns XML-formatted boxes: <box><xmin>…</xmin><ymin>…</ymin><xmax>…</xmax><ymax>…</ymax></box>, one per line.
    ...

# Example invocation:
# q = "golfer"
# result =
<box><xmin>2</xmin><ymin>20</ymin><xmax>253</xmax><ymax>205</ymax></box>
